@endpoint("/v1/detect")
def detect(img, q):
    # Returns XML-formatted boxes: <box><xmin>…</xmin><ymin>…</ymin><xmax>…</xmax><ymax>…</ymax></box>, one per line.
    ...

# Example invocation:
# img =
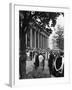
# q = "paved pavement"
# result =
<box><xmin>26</xmin><ymin>58</ymin><xmax>51</xmax><ymax>78</ymax></box>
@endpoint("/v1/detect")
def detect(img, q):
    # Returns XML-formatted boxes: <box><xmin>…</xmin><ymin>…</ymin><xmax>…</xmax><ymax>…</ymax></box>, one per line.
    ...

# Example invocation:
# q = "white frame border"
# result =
<box><xmin>9</xmin><ymin>3</ymin><xmax>70</xmax><ymax>87</ymax></box>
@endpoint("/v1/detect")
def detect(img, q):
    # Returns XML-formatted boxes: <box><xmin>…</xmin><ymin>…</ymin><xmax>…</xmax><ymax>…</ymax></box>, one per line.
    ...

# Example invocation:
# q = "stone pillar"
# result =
<box><xmin>30</xmin><ymin>29</ymin><xmax>32</xmax><ymax>48</ymax></box>
<box><xmin>44</xmin><ymin>37</ymin><xmax>45</xmax><ymax>49</ymax></box>
<box><xmin>35</xmin><ymin>31</ymin><xmax>36</xmax><ymax>48</ymax></box>
<box><xmin>42</xmin><ymin>35</ymin><xmax>43</xmax><ymax>49</ymax></box>
<box><xmin>40</xmin><ymin>34</ymin><xmax>42</xmax><ymax>48</ymax></box>
<box><xmin>43</xmin><ymin>35</ymin><xmax>44</xmax><ymax>49</ymax></box>
<box><xmin>26</xmin><ymin>33</ymin><xmax>27</xmax><ymax>48</ymax></box>
<box><xmin>45</xmin><ymin>37</ymin><xmax>46</xmax><ymax>49</ymax></box>
<box><xmin>33</xmin><ymin>30</ymin><xmax>35</xmax><ymax>48</ymax></box>
<box><xmin>41</xmin><ymin>34</ymin><xmax>42</xmax><ymax>49</ymax></box>
<box><xmin>38</xmin><ymin>32</ymin><xmax>39</xmax><ymax>48</ymax></box>
<box><xmin>47</xmin><ymin>37</ymin><xmax>48</xmax><ymax>48</ymax></box>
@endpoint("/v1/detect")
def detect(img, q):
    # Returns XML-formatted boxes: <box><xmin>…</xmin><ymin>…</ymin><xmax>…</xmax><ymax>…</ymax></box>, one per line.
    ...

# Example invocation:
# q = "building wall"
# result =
<box><xmin>26</xmin><ymin>28</ymin><xmax>49</xmax><ymax>50</ymax></box>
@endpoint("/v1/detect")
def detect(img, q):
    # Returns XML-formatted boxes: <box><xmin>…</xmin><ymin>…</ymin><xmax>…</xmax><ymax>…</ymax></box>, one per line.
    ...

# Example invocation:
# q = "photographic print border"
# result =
<box><xmin>9</xmin><ymin>3</ymin><xmax>70</xmax><ymax>87</ymax></box>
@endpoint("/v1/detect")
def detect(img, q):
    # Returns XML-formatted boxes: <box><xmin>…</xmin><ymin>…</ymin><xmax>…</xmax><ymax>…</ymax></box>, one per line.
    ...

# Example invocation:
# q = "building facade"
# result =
<box><xmin>25</xmin><ymin>23</ymin><xmax>49</xmax><ymax>51</ymax></box>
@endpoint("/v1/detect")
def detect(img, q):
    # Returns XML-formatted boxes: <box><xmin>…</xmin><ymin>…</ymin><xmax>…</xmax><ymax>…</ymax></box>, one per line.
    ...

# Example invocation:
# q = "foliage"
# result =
<box><xmin>19</xmin><ymin>11</ymin><xmax>62</xmax><ymax>36</ymax></box>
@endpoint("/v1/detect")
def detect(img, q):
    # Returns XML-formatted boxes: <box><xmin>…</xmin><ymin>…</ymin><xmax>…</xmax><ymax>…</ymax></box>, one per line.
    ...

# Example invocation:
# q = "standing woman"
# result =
<box><xmin>42</xmin><ymin>54</ymin><xmax>45</xmax><ymax>71</ymax></box>
<box><xmin>48</xmin><ymin>51</ymin><xmax>55</xmax><ymax>75</ymax></box>
<box><xmin>34</xmin><ymin>52</ymin><xmax>39</xmax><ymax>70</ymax></box>
<box><xmin>38</xmin><ymin>53</ymin><xmax>45</xmax><ymax>71</ymax></box>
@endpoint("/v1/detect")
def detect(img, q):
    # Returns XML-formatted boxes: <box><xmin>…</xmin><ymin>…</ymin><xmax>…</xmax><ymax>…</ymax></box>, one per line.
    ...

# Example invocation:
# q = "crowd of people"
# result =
<box><xmin>26</xmin><ymin>49</ymin><xmax>64</xmax><ymax>78</ymax></box>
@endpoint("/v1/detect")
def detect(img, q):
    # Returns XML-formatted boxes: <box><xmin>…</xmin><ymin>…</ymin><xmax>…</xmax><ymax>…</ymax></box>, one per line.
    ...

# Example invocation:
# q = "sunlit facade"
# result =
<box><xmin>25</xmin><ymin>24</ymin><xmax>49</xmax><ymax>51</ymax></box>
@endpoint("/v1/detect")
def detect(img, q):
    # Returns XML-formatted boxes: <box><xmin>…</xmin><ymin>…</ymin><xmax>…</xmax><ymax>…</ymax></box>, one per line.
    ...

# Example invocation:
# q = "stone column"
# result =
<box><xmin>38</xmin><ymin>32</ymin><xmax>39</xmax><ymax>48</ymax></box>
<box><xmin>35</xmin><ymin>31</ymin><xmax>36</xmax><ymax>48</ymax></box>
<box><xmin>41</xmin><ymin>34</ymin><xmax>42</xmax><ymax>49</ymax></box>
<box><xmin>26</xmin><ymin>33</ymin><xmax>27</xmax><ymax>48</ymax></box>
<box><xmin>44</xmin><ymin>36</ymin><xmax>45</xmax><ymax>49</ymax></box>
<box><xmin>43</xmin><ymin>36</ymin><xmax>44</xmax><ymax>49</ymax></box>
<box><xmin>40</xmin><ymin>34</ymin><xmax>42</xmax><ymax>48</ymax></box>
<box><xmin>42</xmin><ymin>35</ymin><xmax>43</xmax><ymax>49</ymax></box>
<box><xmin>30</xmin><ymin>29</ymin><xmax>32</xmax><ymax>48</ymax></box>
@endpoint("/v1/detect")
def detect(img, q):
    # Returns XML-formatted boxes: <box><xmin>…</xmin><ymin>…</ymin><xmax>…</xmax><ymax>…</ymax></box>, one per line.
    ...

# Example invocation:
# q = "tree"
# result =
<box><xmin>56</xmin><ymin>25</ymin><xmax>64</xmax><ymax>50</ymax></box>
